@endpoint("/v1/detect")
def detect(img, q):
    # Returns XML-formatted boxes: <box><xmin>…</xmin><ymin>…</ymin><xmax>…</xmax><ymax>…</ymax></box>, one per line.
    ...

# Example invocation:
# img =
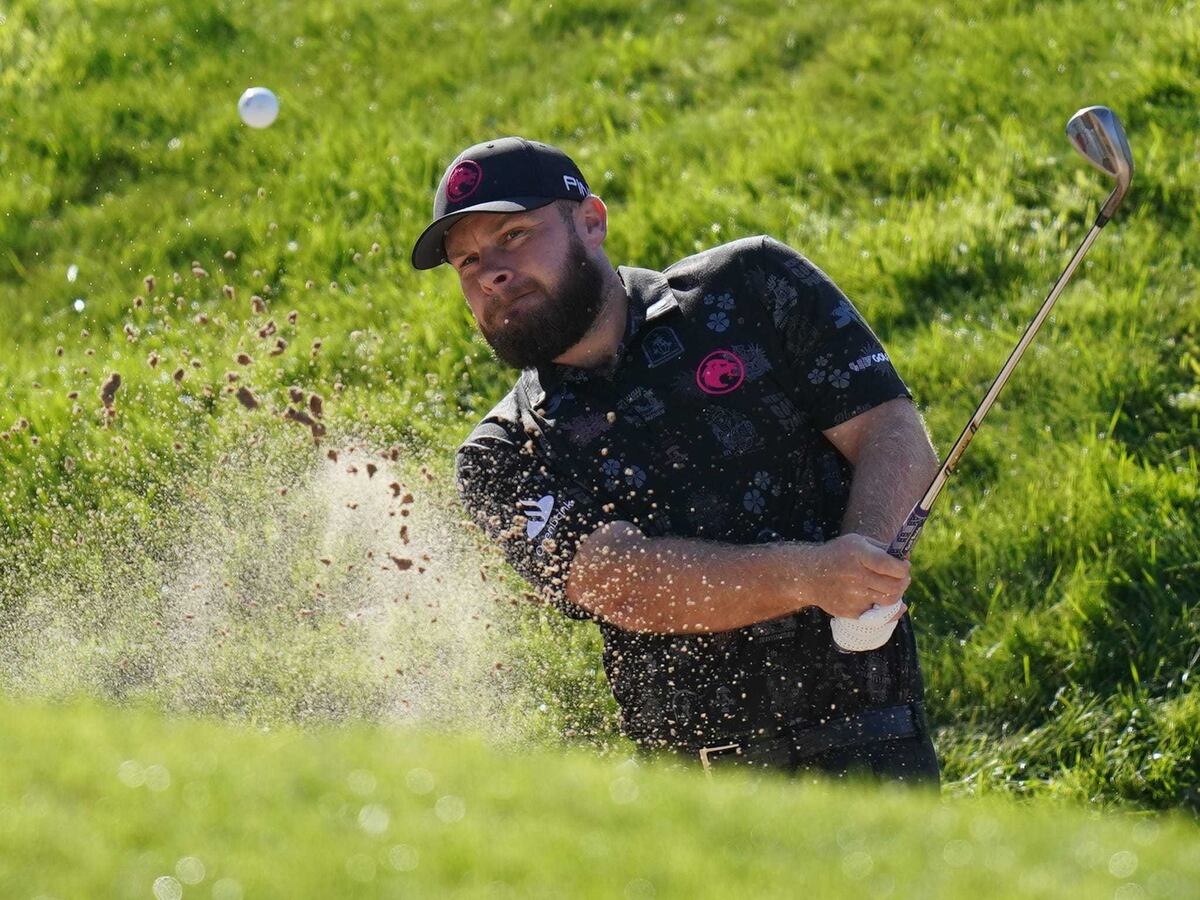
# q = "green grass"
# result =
<box><xmin>0</xmin><ymin>0</ymin><xmax>1198</xmax><ymax>834</ymax></box>
<box><xmin>3</xmin><ymin>697</ymin><xmax>1200</xmax><ymax>899</ymax></box>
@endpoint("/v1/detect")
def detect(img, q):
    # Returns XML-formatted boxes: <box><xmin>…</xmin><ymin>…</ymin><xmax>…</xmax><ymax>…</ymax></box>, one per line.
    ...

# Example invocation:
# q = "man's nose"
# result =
<box><xmin>478</xmin><ymin>252</ymin><xmax>513</xmax><ymax>293</ymax></box>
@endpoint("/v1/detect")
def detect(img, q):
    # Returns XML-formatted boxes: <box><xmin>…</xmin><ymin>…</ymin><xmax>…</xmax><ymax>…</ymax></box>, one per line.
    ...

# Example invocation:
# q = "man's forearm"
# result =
<box><xmin>839</xmin><ymin>409</ymin><xmax>939</xmax><ymax>543</ymax></box>
<box><xmin>566</xmin><ymin>524</ymin><xmax>809</xmax><ymax>634</ymax></box>
<box><xmin>565</xmin><ymin>525</ymin><xmax>911</xmax><ymax>634</ymax></box>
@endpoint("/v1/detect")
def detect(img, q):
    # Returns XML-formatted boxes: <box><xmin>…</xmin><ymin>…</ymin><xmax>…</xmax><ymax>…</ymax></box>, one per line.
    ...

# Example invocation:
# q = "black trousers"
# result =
<box><xmin>660</xmin><ymin>704</ymin><xmax>941</xmax><ymax>788</ymax></box>
<box><xmin>792</xmin><ymin>729</ymin><xmax>941</xmax><ymax>787</ymax></box>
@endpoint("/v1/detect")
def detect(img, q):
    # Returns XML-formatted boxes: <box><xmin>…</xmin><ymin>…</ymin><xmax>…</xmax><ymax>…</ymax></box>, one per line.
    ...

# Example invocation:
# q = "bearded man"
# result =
<box><xmin>411</xmin><ymin>137</ymin><xmax>941</xmax><ymax>782</ymax></box>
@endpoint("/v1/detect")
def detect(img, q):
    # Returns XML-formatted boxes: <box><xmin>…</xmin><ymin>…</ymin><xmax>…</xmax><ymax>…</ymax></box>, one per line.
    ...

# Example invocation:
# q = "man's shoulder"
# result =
<box><xmin>661</xmin><ymin>235</ymin><xmax>818</xmax><ymax>292</ymax></box>
<box><xmin>458</xmin><ymin>384</ymin><xmax>525</xmax><ymax>454</ymax></box>
<box><xmin>663</xmin><ymin>235</ymin><xmax>770</xmax><ymax>281</ymax></box>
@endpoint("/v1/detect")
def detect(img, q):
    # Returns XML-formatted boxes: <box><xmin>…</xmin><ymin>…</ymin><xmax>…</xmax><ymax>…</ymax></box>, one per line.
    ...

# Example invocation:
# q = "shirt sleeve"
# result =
<box><xmin>455</xmin><ymin>421</ymin><xmax>607</xmax><ymax>621</ymax></box>
<box><xmin>752</xmin><ymin>235</ymin><xmax>912</xmax><ymax>430</ymax></box>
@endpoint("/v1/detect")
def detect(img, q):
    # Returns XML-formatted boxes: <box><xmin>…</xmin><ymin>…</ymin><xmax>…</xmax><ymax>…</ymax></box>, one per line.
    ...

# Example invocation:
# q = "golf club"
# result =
<box><xmin>831</xmin><ymin>105</ymin><xmax>1135</xmax><ymax>652</ymax></box>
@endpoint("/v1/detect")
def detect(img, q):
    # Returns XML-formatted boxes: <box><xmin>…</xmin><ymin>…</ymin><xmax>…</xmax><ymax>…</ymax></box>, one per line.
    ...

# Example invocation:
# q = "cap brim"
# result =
<box><xmin>410</xmin><ymin>197</ymin><xmax>556</xmax><ymax>270</ymax></box>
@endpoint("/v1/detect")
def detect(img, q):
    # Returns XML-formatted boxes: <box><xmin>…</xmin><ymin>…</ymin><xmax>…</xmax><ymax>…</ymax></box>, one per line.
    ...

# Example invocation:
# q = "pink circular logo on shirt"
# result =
<box><xmin>696</xmin><ymin>349</ymin><xmax>746</xmax><ymax>395</ymax></box>
<box><xmin>446</xmin><ymin>160</ymin><xmax>483</xmax><ymax>203</ymax></box>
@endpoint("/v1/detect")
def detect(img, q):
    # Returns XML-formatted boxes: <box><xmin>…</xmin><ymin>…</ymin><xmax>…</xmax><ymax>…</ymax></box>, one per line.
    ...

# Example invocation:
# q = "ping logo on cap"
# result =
<box><xmin>446</xmin><ymin>160</ymin><xmax>483</xmax><ymax>203</ymax></box>
<box><xmin>562</xmin><ymin>175</ymin><xmax>589</xmax><ymax>197</ymax></box>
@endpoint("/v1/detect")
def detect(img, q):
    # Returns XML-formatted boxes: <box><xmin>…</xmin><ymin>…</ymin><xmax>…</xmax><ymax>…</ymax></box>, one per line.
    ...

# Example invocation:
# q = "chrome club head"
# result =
<box><xmin>1066</xmin><ymin>106</ymin><xmax>1134</xmax><ymax>222</ymax></box>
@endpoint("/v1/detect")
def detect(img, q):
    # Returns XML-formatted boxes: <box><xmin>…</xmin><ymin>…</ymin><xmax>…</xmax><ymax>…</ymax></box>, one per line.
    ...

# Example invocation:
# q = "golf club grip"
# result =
<box><xmin>886</xmin><ymin>505</ymin><xmax>929</xmax><ymax>560</ymax></box>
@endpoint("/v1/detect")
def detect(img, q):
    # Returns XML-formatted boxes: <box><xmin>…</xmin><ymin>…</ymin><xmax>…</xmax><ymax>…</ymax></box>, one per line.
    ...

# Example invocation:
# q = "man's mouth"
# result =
<box><xmin>488</xmin><ymin>290</ymin><xmax>538</xmax><ymax>330</ymax></box>
<box><xmin>495</xmin><ymin>288</ymin><xmax>537</xmax><ymax>315</ymax></box>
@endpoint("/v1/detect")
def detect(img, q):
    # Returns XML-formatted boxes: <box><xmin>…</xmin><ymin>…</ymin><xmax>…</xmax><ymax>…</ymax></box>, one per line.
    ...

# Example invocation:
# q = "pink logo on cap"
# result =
<box><xmin>446</xmin><ymin>160</ymin><xmax>483</xmax><ymax>203</ymax></box>
<box><xmin>696</xmin><ymin>349</ymin><xmax>745</xmax><ymax>395</ymax></box>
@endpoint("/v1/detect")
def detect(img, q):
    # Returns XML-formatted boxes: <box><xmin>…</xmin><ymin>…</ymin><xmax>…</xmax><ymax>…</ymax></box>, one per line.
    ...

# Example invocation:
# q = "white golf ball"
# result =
<box><xmin>238</xmin><ymin>87</ymin><xmax>279</xmax><ymax>129</ymax></box>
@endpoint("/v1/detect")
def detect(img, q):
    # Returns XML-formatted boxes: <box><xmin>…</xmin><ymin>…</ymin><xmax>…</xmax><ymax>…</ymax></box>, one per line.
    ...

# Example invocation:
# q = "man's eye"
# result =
<box><xmin>504</xmin><ymin>228</ymin><xmax>525</xmax><ymax>241</ymax></box>
<box><xmin>459</xmin><ymin>255</ymin><xmax>478</xmax><ymax>269</ymax></box>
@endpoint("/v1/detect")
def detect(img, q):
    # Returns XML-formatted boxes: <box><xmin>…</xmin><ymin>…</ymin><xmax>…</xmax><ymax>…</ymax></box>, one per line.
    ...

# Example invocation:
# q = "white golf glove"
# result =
<box><xmin>830</xmin><ymin>599</ymin><xmax>905</xmax><ymax>652</ymax></box>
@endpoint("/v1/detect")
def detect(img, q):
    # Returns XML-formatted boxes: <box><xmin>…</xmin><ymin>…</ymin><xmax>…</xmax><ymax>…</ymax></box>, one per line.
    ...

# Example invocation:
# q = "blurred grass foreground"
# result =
<box><xmin>1</xmin><ymin>0</ymin><xmax>1199</xmax><ymax>893</ymax></box>
<box><xmin>1</xmin><ymin>698</ymin><xmax>1199</xmax><ymax>899</ymax></box>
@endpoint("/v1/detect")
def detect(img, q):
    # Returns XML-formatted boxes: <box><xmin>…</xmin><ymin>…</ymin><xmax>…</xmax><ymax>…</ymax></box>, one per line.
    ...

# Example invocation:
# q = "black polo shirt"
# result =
<box><xmin>456</xmin><ymin>235</ymin><xmax>926</xmax><ymax>750</ymax></box>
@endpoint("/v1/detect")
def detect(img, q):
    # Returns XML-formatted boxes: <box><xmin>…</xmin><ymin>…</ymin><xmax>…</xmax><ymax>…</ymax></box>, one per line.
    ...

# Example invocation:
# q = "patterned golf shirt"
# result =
<box><xmin>456</xmin><ymin>236</ymin><xmax>927</xmax><ymax>751</ymax></box>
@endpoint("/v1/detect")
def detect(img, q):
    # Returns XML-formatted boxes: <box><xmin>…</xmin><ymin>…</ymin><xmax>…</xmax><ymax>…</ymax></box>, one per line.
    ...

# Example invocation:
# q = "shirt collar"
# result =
<box><xmin>522</xmin><ymin>264</ymin><xmax>679</xmax><ymax>409</ymax></box>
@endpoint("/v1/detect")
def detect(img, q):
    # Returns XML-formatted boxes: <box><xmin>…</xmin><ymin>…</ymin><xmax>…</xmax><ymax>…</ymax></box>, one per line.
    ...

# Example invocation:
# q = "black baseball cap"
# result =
<box><xmin>410</xmin><ymin>137</ymin><xmax>591</xmax><ymax>270</ymax></box>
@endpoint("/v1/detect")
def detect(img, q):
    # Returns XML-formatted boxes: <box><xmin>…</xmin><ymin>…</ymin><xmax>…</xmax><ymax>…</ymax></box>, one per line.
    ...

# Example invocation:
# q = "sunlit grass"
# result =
<box><xmin>0</xmin><ymin>0</ymin><xmax>1197</xmax><ymax>812</ymax></box>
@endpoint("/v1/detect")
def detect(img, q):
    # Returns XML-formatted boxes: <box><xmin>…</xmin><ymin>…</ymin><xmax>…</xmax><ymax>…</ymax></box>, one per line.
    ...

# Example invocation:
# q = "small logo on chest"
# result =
<box><xmin>696</xmin><ymin>349</ymin><xmax>746</xmax><ymax>395</ymax></box>
<box><xmin>518</xmin><ymin>495</ymin><xmax>555</xmax><ymax>539</ymax></box>
<box><xmin>618</xmin><ymin>386</ymin><xmax>666</xmax><ymax>423</ymax></box>
<box><xmin>641</xmin><ymin>327</ymin><xmax>684</xmax><ymax>367</ymax></box>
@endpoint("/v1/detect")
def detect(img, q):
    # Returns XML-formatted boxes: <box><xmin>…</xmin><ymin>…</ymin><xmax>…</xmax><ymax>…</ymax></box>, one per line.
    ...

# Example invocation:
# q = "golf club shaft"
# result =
<box><xmin>885</xmin><ymin>212</ymin><xmax>1110</xmax><ymax>560</ymax></box>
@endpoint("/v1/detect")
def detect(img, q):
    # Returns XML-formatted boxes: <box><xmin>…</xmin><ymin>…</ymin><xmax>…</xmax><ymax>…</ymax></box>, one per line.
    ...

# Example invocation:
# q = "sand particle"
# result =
<box><xmin>100</xmin><ymin>373</ymin><xmax>122</xmax><ymax>409</ymax></box>
<box><xmin>235</xmin><ymin>387</ymin><xmax>259</xmax><ymax>410</ymax></box>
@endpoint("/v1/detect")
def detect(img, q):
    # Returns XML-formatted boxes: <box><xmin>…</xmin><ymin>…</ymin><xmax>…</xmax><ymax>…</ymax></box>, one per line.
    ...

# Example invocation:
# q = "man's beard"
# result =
<box><xmin>480</xmin><ymin>237</ymin><xmax>608</xmax><ymax>370</ymax></box>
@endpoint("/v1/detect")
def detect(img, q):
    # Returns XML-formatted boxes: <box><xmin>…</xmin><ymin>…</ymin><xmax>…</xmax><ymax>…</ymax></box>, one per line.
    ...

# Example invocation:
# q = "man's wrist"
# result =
<box><xmin>768</xmin><ymin>540</ymin><xmax>823</xmax><ymax>613</ymax></box>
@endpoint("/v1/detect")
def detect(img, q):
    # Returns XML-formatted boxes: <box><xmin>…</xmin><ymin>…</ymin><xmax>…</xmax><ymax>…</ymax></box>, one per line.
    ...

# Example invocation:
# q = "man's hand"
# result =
<box><xmin>799</xmin><ymin>534</ymin><xmax>910</xmax><ymax>620</ymax></box>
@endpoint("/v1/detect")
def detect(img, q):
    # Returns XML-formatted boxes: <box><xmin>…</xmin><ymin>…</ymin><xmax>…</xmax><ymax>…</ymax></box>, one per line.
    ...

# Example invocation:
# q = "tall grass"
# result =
<box><xmin>1</xmin><ymin>0</ymin><xmax>1197</xmax><ymax>808</ymax></box>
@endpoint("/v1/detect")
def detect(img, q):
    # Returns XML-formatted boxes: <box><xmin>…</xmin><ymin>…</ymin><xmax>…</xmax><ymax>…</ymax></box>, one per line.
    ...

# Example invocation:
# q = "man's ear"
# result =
<box><xmin>576</xmin><ymin>195</ymin><xmax>608</xmax><ymax>248</ymax></box>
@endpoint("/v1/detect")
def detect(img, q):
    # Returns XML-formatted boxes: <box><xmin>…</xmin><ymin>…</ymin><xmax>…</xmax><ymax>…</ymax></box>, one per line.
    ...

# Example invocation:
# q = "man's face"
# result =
<box><xmin>444</xmin><ymin>203</ymin><xmax>607</xmax><ymax>369</ymax></box>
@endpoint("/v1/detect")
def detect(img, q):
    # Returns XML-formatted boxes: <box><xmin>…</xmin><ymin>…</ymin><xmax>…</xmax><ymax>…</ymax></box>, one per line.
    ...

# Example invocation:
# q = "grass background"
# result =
<box><xmin>1</xmin><ymin>0</ymin><xmax>1199</xmax><ymax>892</ymax></box>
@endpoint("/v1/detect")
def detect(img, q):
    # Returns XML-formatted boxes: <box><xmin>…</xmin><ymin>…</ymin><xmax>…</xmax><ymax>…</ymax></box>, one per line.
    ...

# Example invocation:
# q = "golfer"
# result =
<box><xmin>412</xmin><ymin>137</ymin><xmax>941</xmax><ymax>782</ymax></box>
